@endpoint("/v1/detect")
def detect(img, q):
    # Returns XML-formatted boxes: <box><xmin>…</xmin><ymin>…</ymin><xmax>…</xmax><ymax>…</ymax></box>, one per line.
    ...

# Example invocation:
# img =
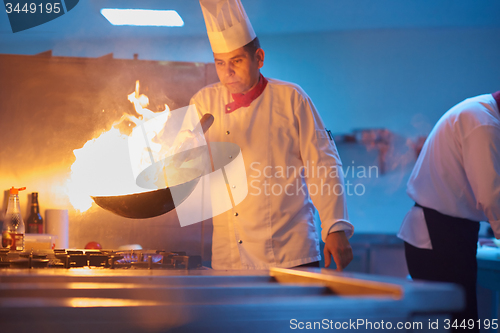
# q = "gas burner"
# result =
<box><xmin>0</xmin><ymin>249</ymin><xmax>202</xmax><ymax>270</ymax></box>
<box><xmin>108</xmin><ymin>250</ymin><xmax>200</xmax><ymax>270</ymax></box>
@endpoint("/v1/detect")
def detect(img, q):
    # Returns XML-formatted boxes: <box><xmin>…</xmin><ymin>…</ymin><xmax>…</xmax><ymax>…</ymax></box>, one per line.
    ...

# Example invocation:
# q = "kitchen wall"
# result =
<box><xmin>1</xmin><ymin>24</ymin><xmax>499</xmax><ymax>245</ymax></box>
<box><xmin>263</xmin><ymin>27</ymin><xmax>500</xmax><ymax>135</ymax></box>
<box><xmin>5</xmin><ymin>26</ymin><xmax>498</xmax><ymax>137</ymax></box>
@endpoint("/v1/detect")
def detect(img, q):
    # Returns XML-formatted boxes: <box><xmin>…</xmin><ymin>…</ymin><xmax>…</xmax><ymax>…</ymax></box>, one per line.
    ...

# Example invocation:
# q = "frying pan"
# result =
<box><xmin>92</xmin><ymin>113</ymin><xmax>214</xmax><ymax>219</ymax></box>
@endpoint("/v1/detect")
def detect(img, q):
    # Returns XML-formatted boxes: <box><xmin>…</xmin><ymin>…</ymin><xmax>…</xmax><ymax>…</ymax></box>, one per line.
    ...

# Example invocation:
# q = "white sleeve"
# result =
<box><xmin>462</xmin><ymin>124</ymin><xmax>500</xmax><ymax>238</ymax></box>
<box><xmin>189</xmin><ymin>93</ymin><xmax>205</xmax><ymax>119</ymax></box>
<box><xmin>294</xmin><ymin>92</ymin><xmax>354</xmax><ymax>242</ymax></box>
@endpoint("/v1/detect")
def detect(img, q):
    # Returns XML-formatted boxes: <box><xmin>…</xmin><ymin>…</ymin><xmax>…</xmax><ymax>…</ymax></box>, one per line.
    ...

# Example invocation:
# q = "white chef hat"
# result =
<box><xmin>199</xmin><ymin>0</ymin><xmax>256</xmax><ymax>54</ymax></box>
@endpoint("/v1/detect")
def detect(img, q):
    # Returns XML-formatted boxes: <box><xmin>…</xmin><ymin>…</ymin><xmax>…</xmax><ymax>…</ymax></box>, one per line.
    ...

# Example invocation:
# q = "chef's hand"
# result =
<box><xmin>324</xmin><ymin>231</ymin><xmax>353</xmax><ymax>271</ymax></box>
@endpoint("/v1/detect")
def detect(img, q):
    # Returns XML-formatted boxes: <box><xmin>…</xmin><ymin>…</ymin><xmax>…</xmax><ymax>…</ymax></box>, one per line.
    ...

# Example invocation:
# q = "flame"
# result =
<box><xmin>68</xmin><ymin>297</ymin><xmax>159</xmax><ymax>307</ymax></box>
<box><xmin>66</xmin><ymin>81</ymin><xmax>171</xmax><ymax>212</ymax></box>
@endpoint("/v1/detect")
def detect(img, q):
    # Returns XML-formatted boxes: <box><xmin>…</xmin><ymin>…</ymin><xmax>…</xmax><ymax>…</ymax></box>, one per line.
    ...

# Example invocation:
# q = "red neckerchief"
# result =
<box><xmin>493</xmin><ymin>91</ymin><xmax>500</xmax><ymax>112</ymax></box>
<box><xmin>225</xmin><ymin>74</ymin><xmax>268</xmax><ymax>113</ymax></box>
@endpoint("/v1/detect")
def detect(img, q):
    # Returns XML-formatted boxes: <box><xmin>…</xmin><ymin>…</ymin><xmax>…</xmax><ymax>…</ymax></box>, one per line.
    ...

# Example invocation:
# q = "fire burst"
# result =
<box><xmin>66</xmin><ymin>81</ymin><xmax>170</xmax><ymax>212</ymax></box>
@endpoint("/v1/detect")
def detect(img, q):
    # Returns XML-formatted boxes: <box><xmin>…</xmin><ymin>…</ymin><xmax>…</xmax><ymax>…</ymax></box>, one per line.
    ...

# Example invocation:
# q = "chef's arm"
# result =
<box><xmin>463</xmin><ymin>124</ymin><xmax>500</xmax><ymax>237</ymax></box>
<box><xmin>293</xmin><ymin>91</ymin><xmax>354</xmax><ymax>269</ymax></box>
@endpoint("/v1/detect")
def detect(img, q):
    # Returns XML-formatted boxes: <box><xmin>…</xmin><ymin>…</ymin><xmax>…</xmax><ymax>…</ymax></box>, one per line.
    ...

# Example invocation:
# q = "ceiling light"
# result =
<box><xmin>101</xmin><ymin>9</ymin><xmax>184</xmax><ymax>27</ymax></box>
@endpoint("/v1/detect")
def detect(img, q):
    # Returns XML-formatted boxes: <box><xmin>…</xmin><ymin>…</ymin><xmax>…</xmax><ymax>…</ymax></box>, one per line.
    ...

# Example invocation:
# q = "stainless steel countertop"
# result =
<box><xmin>0</xmin><ymin>267</ymin><xmax>463</xmax><ymax>333</ymax></box>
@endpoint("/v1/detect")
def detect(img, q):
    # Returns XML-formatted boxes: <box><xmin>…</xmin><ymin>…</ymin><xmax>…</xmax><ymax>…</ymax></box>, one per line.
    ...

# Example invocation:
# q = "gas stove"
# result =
<box><xmin>0</xmin><ymin>248</ymin><xmax>202</xmax><ymax>270</ymax></box>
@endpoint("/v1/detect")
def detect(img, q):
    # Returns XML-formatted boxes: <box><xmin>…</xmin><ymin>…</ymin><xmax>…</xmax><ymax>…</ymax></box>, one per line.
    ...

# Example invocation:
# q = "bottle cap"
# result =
<box><xmin>10</xmin><ymin>187</ymin><xmax>26</xmax><ymax>195</ymax></box>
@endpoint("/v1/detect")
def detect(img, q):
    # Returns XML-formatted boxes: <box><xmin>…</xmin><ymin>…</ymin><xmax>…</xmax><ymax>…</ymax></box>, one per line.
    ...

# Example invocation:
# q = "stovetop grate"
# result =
<box><xmin>0</xmin><ymin>248</ymin><xmax>202</xmax><ymax>270</ymax></box>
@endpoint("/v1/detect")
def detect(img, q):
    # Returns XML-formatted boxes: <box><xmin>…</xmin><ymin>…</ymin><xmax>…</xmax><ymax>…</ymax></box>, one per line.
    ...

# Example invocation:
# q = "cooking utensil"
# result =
<box><xmin>92</xmin><ymin>113</ymin><xmax>214</xmax><ymax>219</ymax></box>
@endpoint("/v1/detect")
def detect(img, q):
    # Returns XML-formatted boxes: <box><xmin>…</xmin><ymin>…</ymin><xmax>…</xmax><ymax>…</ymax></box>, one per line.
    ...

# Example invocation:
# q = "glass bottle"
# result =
<box><xmin>27</xmin><ymin>192</ymin><xmax>43</xmax><ymax>234</ymax></box>
<box><xmin>2</xmin><ymin>187</ymin><xmax>26</xmax><ymax>251</ymax></box>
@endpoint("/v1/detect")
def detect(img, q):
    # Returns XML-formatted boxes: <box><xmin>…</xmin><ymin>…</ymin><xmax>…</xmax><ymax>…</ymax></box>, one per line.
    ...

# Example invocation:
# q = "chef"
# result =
<box><xmin>190</xmin><ymin>0</ymin><xmax>354</xmax><ymax>270</ymax></box>
<box><xmin>398</xmin><ymin>91</ymin><xmax>500</xmax><ymax>332</ymax></box>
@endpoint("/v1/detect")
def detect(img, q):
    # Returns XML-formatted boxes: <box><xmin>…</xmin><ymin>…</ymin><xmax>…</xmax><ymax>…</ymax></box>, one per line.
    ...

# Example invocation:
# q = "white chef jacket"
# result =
<box><xmin>190</xmin><ymin>78</ymin><xmax>353</xmax><ymax>269</ymax></box>
<box><xmin>398</xmin><ymin>94</ymin><xmax>500</xmax><ymax>249</ymax></box>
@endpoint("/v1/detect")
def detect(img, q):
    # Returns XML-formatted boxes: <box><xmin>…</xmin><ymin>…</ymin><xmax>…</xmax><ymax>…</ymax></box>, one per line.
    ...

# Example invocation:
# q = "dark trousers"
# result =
<box><xmin>294</xmin><ymin>261</ymin><xmax>320</xmax><ymax>268</ymax></box>
<box><xmin>404</xmin><ymin>204</ymin><xmax>480</xmax><ymax>333</ymax></box>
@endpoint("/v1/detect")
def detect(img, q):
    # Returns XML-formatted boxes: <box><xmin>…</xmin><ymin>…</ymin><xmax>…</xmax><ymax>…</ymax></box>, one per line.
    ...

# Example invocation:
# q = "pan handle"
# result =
<box><xmin>200</xmin><ymin>113</ymin><xmax>214</xmax><ymax>134</ymax></box>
